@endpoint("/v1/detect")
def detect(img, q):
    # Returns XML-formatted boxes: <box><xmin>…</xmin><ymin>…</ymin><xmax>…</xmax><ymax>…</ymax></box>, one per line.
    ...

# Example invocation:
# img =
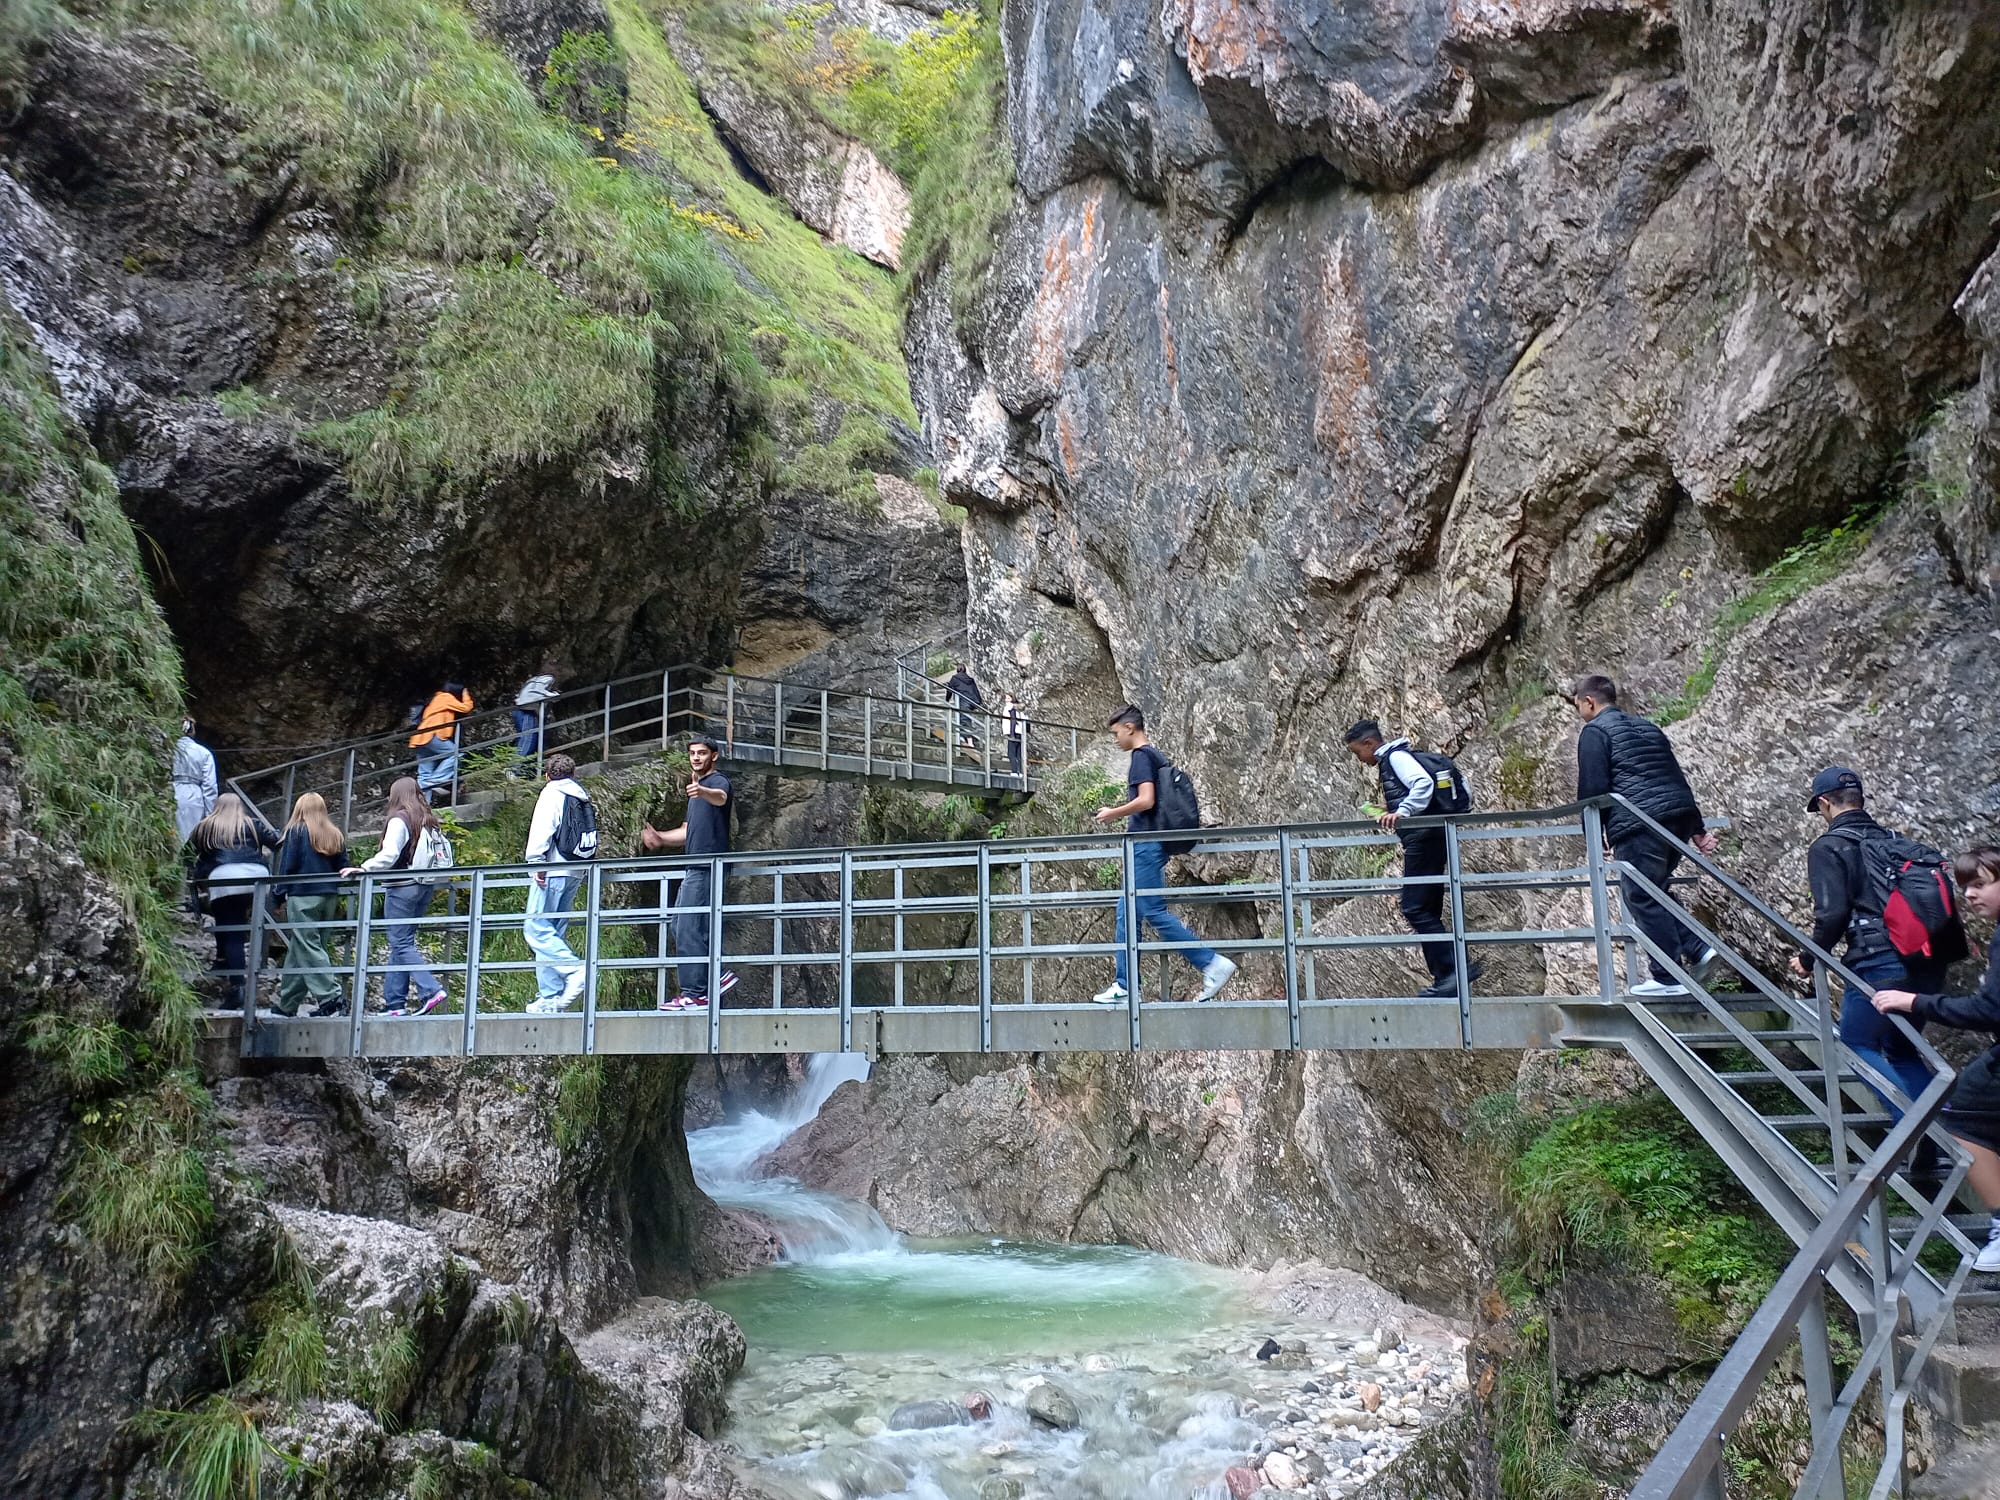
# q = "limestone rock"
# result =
<box><xmin>1023</xmin><ymin>1378</ymin><xmax>1082</xmax><ymax>1429</ymax></box>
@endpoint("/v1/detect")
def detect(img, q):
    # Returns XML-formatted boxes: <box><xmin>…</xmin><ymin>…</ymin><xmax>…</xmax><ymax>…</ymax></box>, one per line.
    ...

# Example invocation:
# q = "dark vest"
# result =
<box><xmin>1594</xmin><ymin>707</ymin><xmax>1699</xmax><ymax>842</ymax></box>
<box><xmin>1376</xmin><ymin>741</ymin><xmax>1426</xmax><ymax>813</ymax></box>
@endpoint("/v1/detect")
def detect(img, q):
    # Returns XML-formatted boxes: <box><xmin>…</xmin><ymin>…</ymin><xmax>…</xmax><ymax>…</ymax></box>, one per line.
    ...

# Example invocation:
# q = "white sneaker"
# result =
<box><xmin>1685</xmin><ymin>945</ymin><xmax>1720</xmax><ymax>985</ymax></box>
<box><xmin>1976</xmin><ymin>1218</ymin><xmax>2000</xmax><ymax>1274</ymax></box>
<box><xmin>1194</xmin><ymin>956</ymin><xmax>1238</xmax><ymax>1003</ymax></box>
<box><xmin>526</xmin><ymin>996</ymin><xmax>562</xmax><ymax>1014</ymax></box>
<box><xmin>1091</xmin><ymin>983</ymin><xmax>1131</xmax><ymax>1006</ymax></box>
<box><xmin>556</xmin><ymin>972</ymin><xmax>586</xmax><ymax>1009</ymax></box>
<box><xmin>1630</xmin><ymin>978</ymin><xmax>1690</xmax><ymax>998</ymax></box>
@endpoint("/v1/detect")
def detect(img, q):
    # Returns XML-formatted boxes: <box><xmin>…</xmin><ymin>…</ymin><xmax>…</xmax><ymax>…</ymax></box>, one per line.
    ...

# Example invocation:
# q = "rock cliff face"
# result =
<box><xmin>844</xmin><ymin>0</ymin><xmax>2000</xmax><ymax>1309</ymax></box>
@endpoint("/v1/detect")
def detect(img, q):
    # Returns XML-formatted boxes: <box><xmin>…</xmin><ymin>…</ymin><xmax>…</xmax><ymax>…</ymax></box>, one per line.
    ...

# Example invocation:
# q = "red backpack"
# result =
<box><xmin>1833</xmin><ymin>828</ymin><xmax>1970</xmax><ymax>965</ymax></box>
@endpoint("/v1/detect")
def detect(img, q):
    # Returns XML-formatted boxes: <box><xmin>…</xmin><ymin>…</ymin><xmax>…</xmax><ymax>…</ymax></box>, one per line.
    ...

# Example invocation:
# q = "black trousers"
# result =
<box><xmin>1614</xmin><ymin>828</ymin><xmax>1703</xmax><ymax>983</ymax></box>
<box><xmin>1399</xmin><ymin>828</ymin><xmax>1455</xmax><ymax>981</ymax></box>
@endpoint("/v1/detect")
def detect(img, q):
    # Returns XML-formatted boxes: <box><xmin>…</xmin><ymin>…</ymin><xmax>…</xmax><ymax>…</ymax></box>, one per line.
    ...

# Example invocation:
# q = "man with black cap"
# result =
<box><xmin>1790</xmin><ymin>765</ymin><xmax>1944</xmax><ymax>1114</ymax></box>
<box><xmin>1570</xmin><ymin>675</ymin><xmax>1720</xmax><ymax>996</ymax></box>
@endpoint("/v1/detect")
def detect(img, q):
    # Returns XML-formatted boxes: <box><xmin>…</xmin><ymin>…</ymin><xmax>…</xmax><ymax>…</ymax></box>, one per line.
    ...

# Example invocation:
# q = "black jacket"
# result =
<box><xmin>1575</xmin><ymin>706</ymin><xmax>1700</xmax><ymax>844</ymax></box>
<box><xmin>945</xmin><ymin>671</ymin><xmax>981</xmax><ymax>710</ymax></box>
<box><xmin>1912</xmin><ymin>930</ymin><xmax>2000</xmax><ymax>1047</ymax></box>
<box><xmin>1802</xmin><ymin>809</ymin><xmax>1895</xmax><ymax>964</ymax></box>
<box><xmin>273</xmin><ymin>826</ymin><xmax>348</xmax><ymax>899</ymax></box>
<box><xmin>191</xmin><ymin>809</ymin><xmax>282</xmax><ymax>885</ymax></box>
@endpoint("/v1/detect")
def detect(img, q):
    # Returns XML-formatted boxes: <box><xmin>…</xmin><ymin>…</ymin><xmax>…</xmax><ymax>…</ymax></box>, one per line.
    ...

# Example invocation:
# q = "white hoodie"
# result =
<box><xmin>525</xmin><ymin>777</ymin><xmax>589</xmax><ymax>863</ymax></box>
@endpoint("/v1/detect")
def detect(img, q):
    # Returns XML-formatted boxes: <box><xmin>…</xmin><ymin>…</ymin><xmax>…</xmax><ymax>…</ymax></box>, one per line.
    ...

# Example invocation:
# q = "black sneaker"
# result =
<box><xmin>310</xmin><ymin>998</ymin><xmax>345</xmax><ymax>1018</ymax></box>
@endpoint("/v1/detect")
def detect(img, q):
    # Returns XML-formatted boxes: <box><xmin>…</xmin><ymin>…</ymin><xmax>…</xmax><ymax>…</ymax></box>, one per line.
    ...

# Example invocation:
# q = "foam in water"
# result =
<box><xmin>688</xmin><ymin>1053</ymin><xmax>897</xmax><ymax>1260</ymax></box>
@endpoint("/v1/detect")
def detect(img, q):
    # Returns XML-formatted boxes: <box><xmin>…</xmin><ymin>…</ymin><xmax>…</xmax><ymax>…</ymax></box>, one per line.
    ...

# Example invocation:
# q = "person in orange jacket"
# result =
<box><xmin>410</xmin><ymin>680</ymin><xmax>473</xmax><ymax>800</ymax></box>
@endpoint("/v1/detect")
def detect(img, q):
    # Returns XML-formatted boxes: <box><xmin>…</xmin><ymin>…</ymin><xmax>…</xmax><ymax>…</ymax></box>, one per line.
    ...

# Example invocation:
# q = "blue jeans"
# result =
<box><xmin>1114</xmin><ymin>841</ymin><xmax>1216</xmax><ymax>991</ymax></box>
<box><xmin>674</xmin><ymin>867</ymin><xmax>717</xmax><ymax>998</ymax></box>
<box><xmin>525</xmin><ymin>873</ymin><xmax>580</xmax><ymax>999</ymax></box>
<box><xmin>415</xmin><ymin>737</ymin><xmax>457</xmax><ymax>791</ymax></box>
<box><xmin>1841</xmin><ymin>950</ymin><xmax>1933</xmax><ymax>1118</ymax></box>
<box><xmin>382</xmin><ymin>883</ymin><xmax>442</xmax><ymax>1007</ymax></box>
<box><xmin>512</xmin><ymin>706</ymin><xmax>541</xmax><ymax>758</ymax></box>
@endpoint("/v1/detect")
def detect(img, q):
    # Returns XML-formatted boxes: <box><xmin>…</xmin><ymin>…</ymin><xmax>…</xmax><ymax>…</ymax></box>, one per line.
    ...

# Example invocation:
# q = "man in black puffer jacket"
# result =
<box><xmin>1572</xmin><ymin>675</ymin><xmax>1719</xmax><ymax>996</ymax></box>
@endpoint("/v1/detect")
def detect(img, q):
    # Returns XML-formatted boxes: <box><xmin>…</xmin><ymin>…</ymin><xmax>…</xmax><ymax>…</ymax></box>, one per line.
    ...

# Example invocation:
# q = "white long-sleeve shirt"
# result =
<box><xmin>525</xmin><ymin>778</ymin><xmax>588</xmax><ymax>862</ymax></box>
<box><xmin>514</xmin><ymin>674</ymin><xmax>559</xmax><ymax>707</ymax></box>
<box><xmin>1380</xmin><ymin>739</ymin><xmax>1436</xmax><ymax>818</ymax></box>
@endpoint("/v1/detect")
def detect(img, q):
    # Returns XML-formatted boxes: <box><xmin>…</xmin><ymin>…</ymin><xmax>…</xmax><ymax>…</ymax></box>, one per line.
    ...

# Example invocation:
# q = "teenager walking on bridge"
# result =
<box><xmin>1342</xmin><ymin>720</ymin><xmax>1479</xmax><ymax>998</ymax></box>
<box><xmin>1571</xmin><ymin>675</ymin><xmax>1719</xmax><ymax>996</ymax></box>
<box><xmin>273</xmin><ymin>791</ymin><xmax>347</xmax><ymax>1017</ymax></box>
<box><xmin>192</xmin><ymin>792</ymin><xmax>282</xmax><ymax>1010</ymax></box>
<box><xmin>344</xmin><ymin>778</ymin><xmax>452</xmax><ymax>1017</ymax></box>
<box><xmin>523</xmin><ymin>753</ymin><xmax>594</xmax><ymax>1014</ymax></box>
<box><xmin>1090</xmin><ymin>705</ymin><xmax>1236</xmax><ymax>1006</ymax></box>
<box><xmin>641</xmin><ymin>736</ymin><xmax>738</xmax><ymax>1009</ymax></box>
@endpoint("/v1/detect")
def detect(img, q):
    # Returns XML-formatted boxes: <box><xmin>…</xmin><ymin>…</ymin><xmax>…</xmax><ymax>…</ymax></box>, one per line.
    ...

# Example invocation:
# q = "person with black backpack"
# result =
<box><xmin>1790</xmin><ymin>766</ymin><xmax>1966</xmax><ymax>1117</ymax></box>
<box><xmin>1089</xmin><ymin>704</ymin><xmax>1236</xmax><ymax>1005</ymax></box>
<box><xmin>523</xmin><ymin>753</ymin><xmax>596</xmax><ymax>1014</ymax></box>
<box><xmin>1572</xmin><ymin>675</ymin><xmax>1721</xmax><ymax>997</ymax></box>
<box><xmin>1343</xmin><ymin>719</ymin><xmax>1481</xmax><ymax>998</ymax></box>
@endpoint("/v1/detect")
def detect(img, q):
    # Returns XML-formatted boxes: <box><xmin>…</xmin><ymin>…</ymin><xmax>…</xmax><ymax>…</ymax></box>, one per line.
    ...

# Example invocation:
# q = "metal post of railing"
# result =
<box><xmin>1815</xmin><ymin>963</ymin><xmax>1852</xmax><ymax>1187</ymax></box>
<box><xmin>977</xmin><ymin>843</ymin><xmax>993</xmax><ymax>1052</ymax></box>
<box><xmin>1692</xmin><ymin>1462</ymin><xmax>1726</xmax><ymax>1500</ymax></box>
<box><xmin>982</xmin><ymin>710</ymin><xmax>993</xmax><ymax>790</ymax></box>
<box><xmin>1444</xmin><ymin>821</ymin><xmax>1473</xmax><ymax>1048</ymax></box>
<box><xmin>582</xmin><ymin>863</ymin><xmax>602</xmax><ymax>1055</ymax></box>
<box><xmin>656</xmin><ymin>870</ymin><xmax>671</xmax><ymax>1011</ymax></box>
<box><xmin>342</xmin><ymin>749</ymin><xmax>356</xmax><ymax>835</ymax></box>
<box><xmin>706</xmin><ymin>856</ymin><xmax>725</xmax><ymax>1055</ymax></box>
<box><xmin>725</xmin><ymin>675</ymin><xmax>737</xmax><ymax>755</ymax></box>
<box><xmin>660</xmin><ymin>669</ymin><xmax>671</xmax><ymax>748</ymax></box>
<box><xmin>772</xmin><ymin>870</ymin><xmax>785</xmax><ymax>1010</ymax></box>
<box><xmin>535</xmin><ymin>700</ymin><xmax>547</xmax><ymax>779</ymax></box>
<box><xmin>462</xmin><ymin>869</ymin><xmax>484</xmax><ymax>1057</ymax></box>
<box><xmin>1797</xmin><ymin>1285</ymin><xmax>1842</xmax><ymax>1500</ymax></box>
<box><xmin>1866</xmin><ymin>1175</ymin><xmax>1902</xmax><ymax>1474</ymax></box>
<box><xmin>449</xmin><ymin>734</ymin><xmax>461</xmax><ymax>810</ymax></box>
<box><xmin>243</xmin><ymin>882</ymin><xmax>269</xmax><ymax>1051</ymax></box>
<box><xmin>1278</xmin><ymin>831</ymin><xmax>1301</xmax><ymax>1049</ymax></box>
<box><xmin>893</xmin><ymin>865</ymin><xmax>906</xmax><ymax>1007</ymax></box>
<box><xmin>1583</xmin><ymin>804</ymin><xmax>1617</xmax><ymax>1000</ymax></box>
<box><xmin>774</xmin><ymin>681</ymin><xmax>785</xmax><ymax>764</ymax></box>
<box><xmin>1070</xmin><ymin>726</ymin><xmax>1078</xmax><ymax>763</ymax></box>
<box><xmin>839</xmin><ymin>850</ymin><xmax>855</xmax><ymax>1052</ymax></box>
<box><xmin>283</xmin><ymin>764</ymin><xmax>296</xmax><ymax>818</ymax></box>
<box><xmin>903</xmin><ymin>697</ymin><xmax>914</xmax><ymax>779</ymax></box>
<box><xmin>601</xmin><ymin>683</ymin><xmax>613</xmax><ymax>763</ymax></box>
<box><xmin>348</xmin><ymin>874</ymin><xmax>374</xmax><ymax>1058</ymax></box>
<box><xmin>863</xmin><ymin>696</ymin><xmax>873</xmax><ymax>778</ymax></box>
<box><xmin>1297</xmin><ymin>842</ymin><xmax>1318</xmax><ymax>1005</ymax></box>
<box><xmin>820</xmin><ymin>689</ymin><xmax>830</xmax><ymax>770</ymax></box>
<box><xmin>1122</xmin><ymin>838</ymin><xmax>1142</xmax><ymax>1050</ymax></box>
<box><xmin>1021</xmin><ymin>857</ymin><xmax>1035</xmax><ymax>1007</ymax></box>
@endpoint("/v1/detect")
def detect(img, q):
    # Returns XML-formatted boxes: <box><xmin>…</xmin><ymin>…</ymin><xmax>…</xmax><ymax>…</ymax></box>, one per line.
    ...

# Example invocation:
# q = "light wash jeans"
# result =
<box><xmin>1113</xmin><ymin>841</ymin><xmax>1216</xmax><ymax>992</ymax></box>
<box><xmin>382</xmin><ymin>883</ymin><xmax>443</xmax><ymax>1007</ymax></box>
<box><xmin>526</xmin><ymin>872</ymin><xmax>581</xmax><ymax>1000</ymax></box>
<box><xmin>415</xmin><ymin>737</ymin><xmax>458</xmax><ymax>792</ymax></box>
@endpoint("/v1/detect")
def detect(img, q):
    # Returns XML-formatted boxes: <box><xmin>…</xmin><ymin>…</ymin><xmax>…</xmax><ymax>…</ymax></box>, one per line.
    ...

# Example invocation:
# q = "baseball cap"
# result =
<box><xmin>1805</xmin><ymin>766</ymin><xmax>1864</xmax><ymax>812</ymax></box>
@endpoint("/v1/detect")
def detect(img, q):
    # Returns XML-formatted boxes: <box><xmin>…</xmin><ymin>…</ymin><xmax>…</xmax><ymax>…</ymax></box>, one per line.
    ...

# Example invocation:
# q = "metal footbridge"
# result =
<box><xmin>207</xmin><ymin>794</ymin><xmax>1988</xmax><ymax>1496</ymax></box>
<box><xmin>224</xmin><ymin>661</ymin><xmax>1095</xmax><ymax>834</ymax></box>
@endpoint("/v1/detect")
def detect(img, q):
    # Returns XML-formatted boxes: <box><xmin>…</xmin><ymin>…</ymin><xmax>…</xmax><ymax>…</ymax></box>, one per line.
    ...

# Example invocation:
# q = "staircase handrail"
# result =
<box><xmin>1627</xmin><ymin>1068</ymin><xmax>1969</xmax><ymax>1500</ymax></box>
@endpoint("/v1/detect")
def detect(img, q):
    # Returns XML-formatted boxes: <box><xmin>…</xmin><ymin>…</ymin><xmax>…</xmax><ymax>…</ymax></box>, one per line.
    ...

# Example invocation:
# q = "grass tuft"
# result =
<box><xmin>347</xmin><ymin>1323</ymin><xmax>420</xmax><ymax>1422</ymax></box>
<box><xmin>27</xmin><ymin>1011</ymin><xmax>131</xmax><ymax>1093</ymax></box>
<box><xmin>132</xmin><ymin>1393</ymin><xmax>270</xmax><ymax>1500</ymax></box>
<box><xmin>64</xmin><ymin>1073</ymin><xmax>216</xmax><ymax>1285</ymax></box>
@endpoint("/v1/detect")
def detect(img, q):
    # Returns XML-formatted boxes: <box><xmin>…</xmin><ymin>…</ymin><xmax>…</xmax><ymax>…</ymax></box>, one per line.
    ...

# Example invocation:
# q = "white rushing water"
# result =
<box><xmin>688</xmin><ymin>1053</ymin><xmax>900</xmax><ymax>1259</ymax></box>
<box><xmin>690</xmin><ymin>1058</ymin><xmax>1448</xmax><ymax>1500</ymax></box>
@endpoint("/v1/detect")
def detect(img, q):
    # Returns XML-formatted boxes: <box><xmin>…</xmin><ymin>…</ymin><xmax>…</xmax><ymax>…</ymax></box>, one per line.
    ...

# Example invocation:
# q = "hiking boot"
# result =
<box><xmin>1091</xmin><ymin>982</ymin><xmax>1132</xmax><ymax>1006</ymax></box>
<box><xmin>310</xmin><ymin>998</ymin><xmax>345</xmax><ymax>1018</ymax></box>
<box><xmin>1194</xmin><ymin>956</ymin><xmax>1238</xmax><ymax>1003</ymax></box>
<box><xmin>1630</xmin><ymin>978</ymin><xmax>1690</xmax><ymax>998</ymax></box>
<box><xmin>1416</xmin><ymin>962</ymin><xmax>1482</xmax><ymax>999</ymax></box>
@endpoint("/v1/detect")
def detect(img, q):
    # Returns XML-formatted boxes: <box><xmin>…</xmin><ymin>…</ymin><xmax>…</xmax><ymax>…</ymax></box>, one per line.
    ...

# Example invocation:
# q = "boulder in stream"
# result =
<box><xmin>888</xmin><ymin>1399</ymin><xmax>975</xmax><ymax>1430</ymax></box>
<box><xmin>1023</xmin><ymin>1378</ymin><xmax>1082</xmax><ymax>1430</ymax></box>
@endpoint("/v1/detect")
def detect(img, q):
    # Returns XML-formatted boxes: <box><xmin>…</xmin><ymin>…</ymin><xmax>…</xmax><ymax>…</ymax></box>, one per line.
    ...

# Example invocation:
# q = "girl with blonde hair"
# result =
<box><xmin>343</xmin><ymin>778</ymin><xmax>450</xmax><ymax>1016</ymax></box>
<box><xmin>273</xmin><ymin>792</ymin><xmax>348</xmax><ymax>1017</ymax></box>
<box><xmin>191</xmin><ymin>791</ymin><xmax>282</xmax><ymax>1010</ymax></box>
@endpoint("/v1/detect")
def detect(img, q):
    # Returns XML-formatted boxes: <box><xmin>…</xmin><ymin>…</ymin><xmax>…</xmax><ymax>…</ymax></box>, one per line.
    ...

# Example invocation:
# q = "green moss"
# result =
<box><xmin>0</xmin><ymin>316</ymin><xmax>192</xmax><ymax>1024</ymax></box>
<box><xmin>1496</xmin><ymin>745</ymin><xmax>1542</xmax><ymax>808</ymax></box>
<box><xmin>553</xmin><ymin>1057</ymin><xmax>606</xmax><ymax>1154</ymax></box>
<box><xmin>1657</xmin><ymin>504</ymin><xmax>1886</xmax><ymax>725</ymax></box>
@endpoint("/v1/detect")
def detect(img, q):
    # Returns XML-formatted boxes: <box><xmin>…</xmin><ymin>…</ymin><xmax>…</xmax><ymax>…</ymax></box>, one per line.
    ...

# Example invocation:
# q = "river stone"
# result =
<box><xmin>1359</xmin><ymin>1382</ymin><xmax>1382</xmax><ymax>1412</ymax></box>
<box><xmin>888</xmin><ymin>1399</ymin><xmax>973</xmax><ymax>1430</ymax></box>
<box><xmin>1082</xmin><ymin>1353</ymin><xmax>1118</xmax><ymax>1372</ymax></box>
<box><xmin>1262</xmin><ymin>1451</ymin><xmax>1304</xmax><ymax>1490</ymax></box>
<box><xmin>1255</xmin><ymin>1338</ymin><xmax>1282</xmax><ymax>1361</ymax></box>
<box><xmin>1224</xmin><ymin>1467</ymin><xmax>1262</xmax><ymax>1500</ymax></box>
<box><xmin>979</xmin><ymin>1481</ymin><xmax>1023</xmax><ymax>1500</ymax></box>
<box><xmin>1024</xmin><ymin>1379</ymin><xmax>1081</xmax><ymax>1430</ymax></box>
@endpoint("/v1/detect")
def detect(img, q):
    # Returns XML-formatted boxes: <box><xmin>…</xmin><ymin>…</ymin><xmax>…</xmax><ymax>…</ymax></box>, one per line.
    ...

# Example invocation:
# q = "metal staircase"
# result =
<box><xmin>200</xmin><ymin>795</ymin><xmax>1986</xmax><ymax>1490</ymax></box>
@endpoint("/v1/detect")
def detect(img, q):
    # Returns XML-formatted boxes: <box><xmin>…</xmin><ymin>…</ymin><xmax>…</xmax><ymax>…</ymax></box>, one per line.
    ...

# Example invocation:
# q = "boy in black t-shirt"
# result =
<box><xmin>641</xmin><ymin>737</ymin><xmax>739</xmax><ymax>1008</ymax></box>
<box><xmin>1090</xmin><ymin>705</ymin><xmax>1236</xmax><ymax>1004</ymax></box>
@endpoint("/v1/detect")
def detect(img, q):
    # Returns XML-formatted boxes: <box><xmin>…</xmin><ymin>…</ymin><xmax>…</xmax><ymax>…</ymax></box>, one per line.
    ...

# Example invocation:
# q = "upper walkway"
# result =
<box><xmin>201</xmin><ymin>793</ymin><xmax>1988</xmax><ymax>1495</ymax></box>
<box><xmin>225</xmin><ymin>662</ymin><xmax>1098</xmax><ymax>834</ymax></box>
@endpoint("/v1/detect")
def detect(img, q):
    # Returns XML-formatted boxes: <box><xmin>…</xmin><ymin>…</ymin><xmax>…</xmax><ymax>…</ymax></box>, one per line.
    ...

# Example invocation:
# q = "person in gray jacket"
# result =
<box><xmin>173</xmin><ymin>717</ymin><xmax>218</xmax><ymax>845</ymax></box>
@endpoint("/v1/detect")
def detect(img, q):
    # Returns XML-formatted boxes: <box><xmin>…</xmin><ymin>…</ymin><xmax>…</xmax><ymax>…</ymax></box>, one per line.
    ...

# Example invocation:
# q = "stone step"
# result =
<box><xmin>1920</xmin><ymin>1341</ymin><xmax>2000</xmax><ymax>1432</ymax></box>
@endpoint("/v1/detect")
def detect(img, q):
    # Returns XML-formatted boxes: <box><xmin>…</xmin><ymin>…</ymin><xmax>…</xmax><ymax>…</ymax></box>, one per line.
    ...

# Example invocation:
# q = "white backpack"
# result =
<box><xmin>401</xmin><ymin>823</ymin><xmax>455</xmax><ymax>880</ymax></box>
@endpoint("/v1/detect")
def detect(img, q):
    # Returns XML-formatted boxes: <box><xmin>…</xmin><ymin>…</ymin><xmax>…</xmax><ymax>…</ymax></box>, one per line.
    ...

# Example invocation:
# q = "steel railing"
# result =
<box><xmin>224</xmin><ymin>664</ymin><xmax>1101</xmax><ymax>834</ymax></box>
<box><xmin>195</xmin><ymin>793</ymin><xmax>1981</xmax><ymax>1493</ymax></box>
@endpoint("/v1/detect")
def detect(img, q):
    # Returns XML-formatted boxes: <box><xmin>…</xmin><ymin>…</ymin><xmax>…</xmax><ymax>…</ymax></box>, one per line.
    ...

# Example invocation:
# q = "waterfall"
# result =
<box><xmin>688</xmin><ymin>1053</ymin><xmax>899</xmax><ymax>1261</ymax></box>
